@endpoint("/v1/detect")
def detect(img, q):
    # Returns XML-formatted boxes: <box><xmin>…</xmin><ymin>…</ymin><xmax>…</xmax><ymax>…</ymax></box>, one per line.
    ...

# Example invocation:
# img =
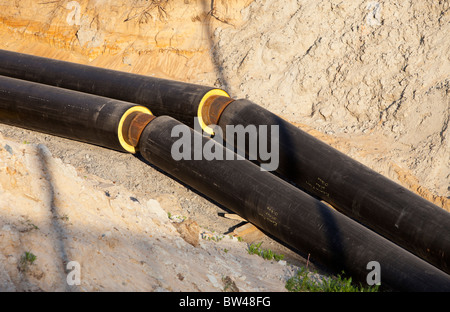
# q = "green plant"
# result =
<box><xmin>247</xmin><ymin>242</ymin><xmax>284</xmax><ymax>261</ymax></box>
<box><xmin>247</xmin><ymin>242</ymin><xmax>262</xmax><ymax>255</ymax></box>
<box><xmin>19</xmin><ymin>251</ymin><xmax>37</xmax><ymax>271</ymax></box>
<box><xmin>285</xmin><ymin>267</ymin><xmax>379</xmax><ymax>292</ymax></box>
<box><xmin>23</xmin><ymin>251</ymin><xmax>37</xmax><ymax>264</ymax></box>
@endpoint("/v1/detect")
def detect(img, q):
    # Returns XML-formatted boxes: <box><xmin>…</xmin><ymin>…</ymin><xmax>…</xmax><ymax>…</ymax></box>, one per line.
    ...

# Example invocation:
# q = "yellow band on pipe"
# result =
<box><xmin>197</xmin><ymin>89</ymin><xmax>230</xmax><ymax>135</ymax></box>
<box><xmin>118</xmin><ymin>106</ymin><xmax>153</xmax><ymax>153</ymax></box>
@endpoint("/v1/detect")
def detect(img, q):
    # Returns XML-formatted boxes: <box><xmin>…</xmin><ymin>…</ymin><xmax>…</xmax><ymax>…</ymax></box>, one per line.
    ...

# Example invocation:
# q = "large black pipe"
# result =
<box><xmin>0</xmin><ymin>75</ymin><xmax>153</xmax><ymax>153</ymax></box>
<box><xmin>1</xmin><ymin>49</ymin><xmax>449</xmax><ymax>275</ymax></box>
<box><xmin>215</xmin><ymin>99</ymin><xmax>450</xmax><ymax>275</ymax></box>
<box><xmin>139</xmin><ymin>116</ymin><xmax>450</xmax><ymax>292</ymax></box>
<box><xmin>0</xmin><ymin>76</ymin><xmax>449</xmax><ymax>291</ymax></box>
<box><xmin>0</xmin><ymin>49</ymin><xmax>228</xmax><ymax>128</ymax></box>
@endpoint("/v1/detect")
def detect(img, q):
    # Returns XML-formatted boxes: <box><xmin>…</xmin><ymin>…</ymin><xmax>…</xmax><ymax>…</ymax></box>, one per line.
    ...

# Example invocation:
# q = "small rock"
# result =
<box><xmin>177</xmin><ymin>273</ymin><xmax>184</xmax><ymax>281</ymax></box>
<box><xmin>4</xmin><ymin>144</ymin><xmax>13</xmax><ymax>155</ymax></box>
<box><xmin>173</xmin><ymin>219</ymin><xmax>200</xmax><ymax>247</ymax></box>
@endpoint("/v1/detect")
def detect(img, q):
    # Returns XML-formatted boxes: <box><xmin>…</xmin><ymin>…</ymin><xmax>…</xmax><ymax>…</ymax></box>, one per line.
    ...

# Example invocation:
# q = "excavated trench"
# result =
<box><xmin>0</xmin><ymin>0</ymin><xmax>449</xmax><ymax>292</ymax></box>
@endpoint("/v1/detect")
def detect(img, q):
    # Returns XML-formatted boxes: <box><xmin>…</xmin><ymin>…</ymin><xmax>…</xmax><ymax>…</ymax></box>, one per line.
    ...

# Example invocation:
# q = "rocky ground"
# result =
<box><xmin>0</xmin><ymin>0</ymin><xmax>448</xmax><ymax>292</ymax></box>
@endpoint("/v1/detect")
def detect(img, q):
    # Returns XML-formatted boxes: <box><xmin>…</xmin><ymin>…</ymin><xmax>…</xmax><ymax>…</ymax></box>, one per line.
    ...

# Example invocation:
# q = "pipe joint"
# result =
<box><xmin>123</xmin><ymin>112</ymin><xmax>155</xmax><ymax>148</ymax></box>
<box><xmin>118</xmin><ymin>106</ymin><xmax>153</xmax><ymax>153</ymax></box>
<box><xmin>201</xmin><ymin>95</ymin><xmax>235</xmax><ymax>131</ymax></box>
<box><xmin>196</xmin><ymin>89</ymin><xmax>230</xmax><ymax>135</ymax></box>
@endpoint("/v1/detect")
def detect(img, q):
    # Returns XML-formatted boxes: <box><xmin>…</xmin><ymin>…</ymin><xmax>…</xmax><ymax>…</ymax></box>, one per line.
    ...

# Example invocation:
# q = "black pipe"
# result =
<box><xmin>216</xmin><ymin>98</ymin><xmax>450</xmax><ymax>275</ymax></box>
<box><xmin>0</xmin><ymin>76</ymin><xmax>449</xmax><ymax>291</ymax></box>
<box><xmin>1</xmin><ymin>49</ymin><xmax>449</xmax><ymax>275</ymax></box>
<box><xmin>0</xmin><ymin>75</ymin><xmax>151</xmax><ymax>153</ymax></box>
<box><xmin>138</xmin><ymin>116</ymin><xmax>450</xmax><ymax>291</ymax></box>
<box><xmin>0</xmin><ymin>49</ymin><xmax>228</xmax><ymax>128</ymax></box>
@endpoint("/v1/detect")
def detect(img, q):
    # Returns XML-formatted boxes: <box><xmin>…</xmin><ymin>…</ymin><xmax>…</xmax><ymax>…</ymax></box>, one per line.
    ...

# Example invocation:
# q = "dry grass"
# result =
<box><xmin>124</xmin><ymin>0</ymin><xmax>169</xmax><ymax>24</ymax></box>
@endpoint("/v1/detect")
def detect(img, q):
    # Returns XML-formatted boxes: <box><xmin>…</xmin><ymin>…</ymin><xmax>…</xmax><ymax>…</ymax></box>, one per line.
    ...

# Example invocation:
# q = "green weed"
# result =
<box><xmin>285</xmin><ymin>267</ymin><xmax>379</xmax><ymax>292</ymax></box>
<box><xmin>19</xmin><ymin>251</ymin><xmax>37</xmax><ymax>272</ymax></box>
<box><xmin>247</xmin><ymin>242</ymin><xmax>284</xmax><ymax>261</ymax></box>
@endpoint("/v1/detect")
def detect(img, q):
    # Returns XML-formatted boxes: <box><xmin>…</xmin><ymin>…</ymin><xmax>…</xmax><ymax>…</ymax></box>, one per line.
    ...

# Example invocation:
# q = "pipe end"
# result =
<box><xmin>197</xmin><ymin>89</ymin><xmax>230</xmax><ymax>135</ymax></box>
<box><xmin>118</xmin><ymin>106</ymin><xmax>153</xmax><ymax>153</ymax></box>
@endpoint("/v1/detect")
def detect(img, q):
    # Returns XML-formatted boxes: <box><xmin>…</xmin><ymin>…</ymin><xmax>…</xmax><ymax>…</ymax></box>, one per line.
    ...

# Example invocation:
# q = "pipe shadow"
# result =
<box><xmin>36</xmin><ymin>144</ymin><xmax>74</xmax><ymax>291</ymax></box>
<box><xmin>201</xmin><ymin>0</ymin><xmax>232</xmax><ymax>92</ymax></box>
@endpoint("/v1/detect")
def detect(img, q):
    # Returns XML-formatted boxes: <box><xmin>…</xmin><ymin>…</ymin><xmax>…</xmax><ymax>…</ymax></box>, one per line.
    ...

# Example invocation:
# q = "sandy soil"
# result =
<box><xmin>0</xmin><ymin>0</ymin><xmax>448</xmax><ymax>292</ymax></box>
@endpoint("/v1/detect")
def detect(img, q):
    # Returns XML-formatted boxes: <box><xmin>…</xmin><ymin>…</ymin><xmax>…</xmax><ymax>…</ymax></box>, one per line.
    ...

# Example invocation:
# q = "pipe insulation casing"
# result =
<box><xmin>217</xmin><ymin>98</ymin><xmax>450</xmax><ymax>275</ymax></box>
<box><xmin>0</xmin><ymin>49</ymin><xmax>228</xmax><ymax>129</ymax></box>
<box><xmin>0</xmin><ymin>75</ymin><xmax>150</xmax><ymax>153</ymax></box>
<box><xmin>138</xmin><ymin>115</ymin><xmax>450</xmax><ymax>292</ymax></box>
